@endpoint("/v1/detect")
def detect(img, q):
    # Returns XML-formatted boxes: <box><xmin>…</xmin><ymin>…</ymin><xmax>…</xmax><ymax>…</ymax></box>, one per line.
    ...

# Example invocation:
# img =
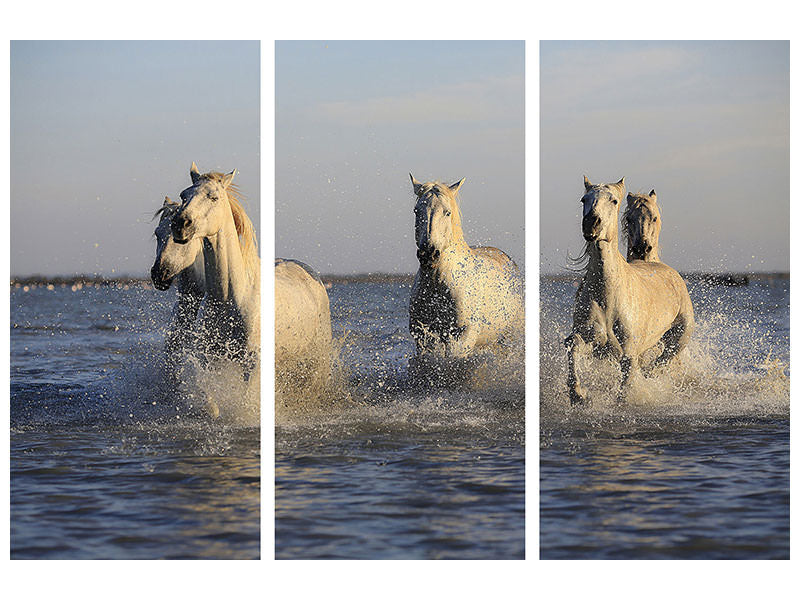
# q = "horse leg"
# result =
<box><xmin>654</xmin><ymin>313</ymin><xmax>694</xmax><ymax>369</ymax></box>
<box><xmin>639</xmin><ymin>341</ymin><xmax>665</xmax><ymax>376</ymax></box>
<box><xmin>565</xmin><ymin>332</ymin><xmax>589</xmax><ymax>405</ymax></box>
<box><xmin>618</xmin><ymin>352</ymin><xmax>639</xmax><ymax>403</ymax></box>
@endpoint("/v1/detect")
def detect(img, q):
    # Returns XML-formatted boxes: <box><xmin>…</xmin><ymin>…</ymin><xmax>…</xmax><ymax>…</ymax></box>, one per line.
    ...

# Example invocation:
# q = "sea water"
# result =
<box><xmin>539</xmin><ymin>274</ymin><xmax>789</xmax><ymax>559</ymax></box>
<box><xmin>10</xmin><ymin>283</ymin><xmax>260</xmax><ymax>559</ymax></box>
<box><xmin>275</xmin><ymin>279</ymin><xmax>525</xmax><ymax>559</ymax></box>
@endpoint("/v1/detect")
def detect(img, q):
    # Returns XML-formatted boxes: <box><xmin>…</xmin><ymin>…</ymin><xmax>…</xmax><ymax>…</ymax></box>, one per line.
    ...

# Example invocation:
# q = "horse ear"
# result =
<box><xmin>449</xmin><ymin>178</ymin><xmax>465</xmax><ymax>194</ymax></box>
<box><xmin>190</xmin><ymin>162</ymin><xmax>201</xmax><ymax>184</ymax></box>
<box><xmin>164</xmin><ymin>196</ymin><xmax>178</xmax><ymax>206</ymax></box>
<box><xmin>649</xmin><ymin>189</ymin><xmax>657</xmax><ymax>199</ymax></box>
<box><xmin>611</xmin><ymin>177</ymin><xmax>626</xmax><ymax>196</ymax></box>
<box><xmin>410</xmin><ymin>173</ymin><xmax>423</xmax><ymax>196</ymax></box>
<box><xmin>583</xmin><ymin>175</ymin><xmax>592</xmax><ymax>190</ymax></box>
<box><xmin>626</xmin><ymin>193</ymin><xmax>634</xmax><ymax>203</ymax></box>
<box><xmin>222</xmin><ymin>169</ymin><xmax>236</xmax><ymax>188</ymax></box>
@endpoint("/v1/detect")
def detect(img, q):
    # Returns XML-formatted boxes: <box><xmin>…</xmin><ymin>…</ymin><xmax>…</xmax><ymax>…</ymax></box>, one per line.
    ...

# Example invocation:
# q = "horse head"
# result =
<box><xmin>580</xmin><ymin>176</ymin><xmax>625</xmax><ymax>243</ymax></box>
<box><xmin>624</xmin><ymin>189</ymin><xmax>661</xmax><ymax>261</ymax></box>
<box><xmin>171</xmin><ymin>162</ymin><xmax>236</xmax><ymax>244</ymax></box>
<box><xmin>151</xmin><ymin>196</ymin><xmax>203</xmax><ymax>291</ymax></box>
<box><xmin>410</xmin><ymin>173</ymin><xmax>465</xmax><ymax>265</ymax></box>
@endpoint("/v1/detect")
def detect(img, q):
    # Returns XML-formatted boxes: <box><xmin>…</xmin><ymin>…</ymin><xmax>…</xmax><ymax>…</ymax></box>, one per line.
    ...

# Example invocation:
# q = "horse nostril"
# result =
<box><xmin>171</xmin><ymin>215</ymin><xmax>191</xmax><ymax>235</ymax></box>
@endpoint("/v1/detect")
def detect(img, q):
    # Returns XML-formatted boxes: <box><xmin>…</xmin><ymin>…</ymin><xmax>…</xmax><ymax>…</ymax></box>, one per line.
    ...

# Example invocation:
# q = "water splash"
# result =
<box><xmin>101</xmin><ymin>333</ymin><xmax>260</xmax><ymax>428</ymax></box>
<box><xmin>540</xmin><ymin>276</ymin><xmax>789</xmax><ymax>435</ymax></box>
<box><xmin>276</xmin><ymin>328</ymin><xmax>525</xmax><ymax>438</ymax></box>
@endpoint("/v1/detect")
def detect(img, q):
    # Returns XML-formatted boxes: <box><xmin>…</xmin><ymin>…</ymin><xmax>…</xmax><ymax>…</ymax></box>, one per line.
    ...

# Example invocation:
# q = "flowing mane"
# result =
<box><xmin>566</xmin><ymin>241</ymin><xmax>591</xmax><ymax>274</ymax></box>
<box><xmin>199</xmin><ymin>171</ymin><xmax>260</xmax><ymax>281</ymax></box>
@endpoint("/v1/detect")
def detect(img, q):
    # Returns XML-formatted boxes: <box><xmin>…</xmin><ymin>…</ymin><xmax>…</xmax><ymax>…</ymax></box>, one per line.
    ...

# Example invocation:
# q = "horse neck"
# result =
<box><xmin>177</xmin><ymin>253</ymin><xmax>205</xmax><ymax>298</ymax></box>
<box><xmin>586</xmin><ymin>233</ymin><xmax>626</xmax><ymax>296</ymax></box>
<box><xmin>202</xmin><ymin>209</ymin><xmax>250</xmax><ymax>304</ymax></box>
<box><xmin>450</xmin><ymin>215</ymin><xmax>468</xmax><ymax>247</ymax></box>
<box><xmin>426</xmin><ymin>232</ymin><xmax>472</xmax><ymax>278</ymax></box>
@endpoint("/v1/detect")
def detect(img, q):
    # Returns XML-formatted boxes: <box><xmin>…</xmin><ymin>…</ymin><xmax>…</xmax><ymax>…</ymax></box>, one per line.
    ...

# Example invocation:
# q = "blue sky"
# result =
<box><xmin>540</xmin><ymin>41</ymin><xmax>789</xmax><ymax>273</ymax></box>
<box><xmin>276</xmin><ymin>41</ymin><xmax>525</xmax><ymax>275</ymax></box>
<box><xmin>11</xmin><ymin>41</ymin><xmax>260</xmax><ymax>277</ymax></box>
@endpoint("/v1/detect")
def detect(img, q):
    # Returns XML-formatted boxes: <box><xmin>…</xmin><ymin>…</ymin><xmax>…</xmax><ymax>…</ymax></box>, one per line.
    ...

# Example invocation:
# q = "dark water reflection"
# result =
<box><xmin>11</xmin><ymin>425</ymin><xmax>259</xmax><ymax>559</ymax></box>
<box><xmin>12</xmin><ymin>426</ymin><xmax>260</xmax><ymax>559</ymax></box>
<box><xmin>277</xmin><ymin>428</ymin><xmax>523</xmax><ymax>559</ymax></box>
<box><xmin>541</xmin><ymin>420</ymin><xmax>788</xmax><ymax>559</ymax></box>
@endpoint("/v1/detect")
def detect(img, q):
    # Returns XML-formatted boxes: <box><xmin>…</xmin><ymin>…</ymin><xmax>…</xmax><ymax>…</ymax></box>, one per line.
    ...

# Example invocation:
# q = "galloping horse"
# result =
<box><xmin>170</xmin><ymin>163</ymin><xmax>260</xmax><ymax>372</ymax></box>
<box><xmin>623</xmin><ymin>190</ymin><xmax>661</xmax><ymax>262</ymax></box>
<box><xmin>408</xmin><ymin>174</ymin><xmax>523</xmax><ymax>362</ymax></box>
<box><xmin>565</xmin><ymin>177</ymin><xmax>694</xmax><ymax>405</ymax></box>
<box><xmin>275</xmin><ymin>258</ymin><xmax>332</xmax><ymax>392</ymax></box>
<box><xmin>150</xmin><ymin>196</ymin><xmax>205</xmax><ymax>355</ymax></box>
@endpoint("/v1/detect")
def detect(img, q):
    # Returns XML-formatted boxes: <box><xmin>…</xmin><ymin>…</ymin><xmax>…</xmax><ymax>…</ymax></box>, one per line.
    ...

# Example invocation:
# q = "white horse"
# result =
<box><xmin>408</xmin><ymin>174</ymin><xmax>523</xmax><ymax>362</ymax></box>
<box><xmin>150</xmin><ymin>196</ymin><xmax>205</xmax><ymax>355</ymax></box>
<box><xmin>171</xmin><ymin>163</ymin><xmax>260</xmax><ymax>373</ymax></box>
<box><xmin>623</xmin><ymin>190</ymin><xmax>661</xmax><ymax>262</ymax></box>
<box><xmin>274</xmin><ymin>258</ymin><xmax>332</xmax><ymax>392</ymax></box>
<box><xmin>565</xmin><ymin>176</ymin><xmax>694</xmax><ymax>405</ymax></box>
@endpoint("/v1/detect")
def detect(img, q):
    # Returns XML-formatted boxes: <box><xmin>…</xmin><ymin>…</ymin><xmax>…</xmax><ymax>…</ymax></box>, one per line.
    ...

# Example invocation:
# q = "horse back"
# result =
<box><xmin>275</xmin><ymin>257</ymin><xmax>324</xmax><ymax>286</ymax></box>
<box><xmin>627</xmin><ymin>260</ymin><xmax>694</xmax><ymax>318</ymax></box>
<box><xmin>275</xmin><ymin>259</ymin><xmax>328</xmax><ymax>307</ymax></box>
<box><xmin>275</xmin><ymin>258</ymin><xmax>331</xmax><ymax>359</ymax></box>
<box><xmin>470</xmin><ymin>246</ymin><xmax>517</xmax><ymax>271</ymax></box>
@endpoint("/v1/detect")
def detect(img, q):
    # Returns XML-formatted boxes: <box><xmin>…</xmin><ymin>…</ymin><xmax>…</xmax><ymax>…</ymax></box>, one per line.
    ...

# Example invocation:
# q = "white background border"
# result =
<box><xmin>2</xmin><ymin>1</ymin><xmax>796</xmax><ymax>597</ymax></box>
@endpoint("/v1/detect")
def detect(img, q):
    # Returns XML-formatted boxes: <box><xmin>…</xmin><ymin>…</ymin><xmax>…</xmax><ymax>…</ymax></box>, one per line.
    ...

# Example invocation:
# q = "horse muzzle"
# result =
<box><xmin>629</xmin><ymin>242</ymin><xmax>652</xmax><ymax>259</ymax></box>
<box><xmin>150</xmin><ymin>264</ymin><xmax>174</xmax><ymax>291</ymax></box>
<box><xmin>582</xmin><ymin>216</ymin><xmax>602</xmax><ymax>241</ymax></box>
<box><xmin>417</xmin><ymin>246</ymin><xmax>440</xmax><ymax>264</ymax></box>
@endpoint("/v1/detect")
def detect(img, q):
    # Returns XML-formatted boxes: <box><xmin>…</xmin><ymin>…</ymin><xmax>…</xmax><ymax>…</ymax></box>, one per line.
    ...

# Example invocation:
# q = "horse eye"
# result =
<box><xmin>444</xmin><ymin>210</ymin><xmax>451</xmax><ymax>217</ymax></box>
<box><xmin>653</xmin><ymin>217</ymin><xmax>658</xmax><ymax>222</ymax></box>
<box><xmin>612</xmin><ymin>199</ymin><xmax>618</xmax><ymax>205</ymax></box>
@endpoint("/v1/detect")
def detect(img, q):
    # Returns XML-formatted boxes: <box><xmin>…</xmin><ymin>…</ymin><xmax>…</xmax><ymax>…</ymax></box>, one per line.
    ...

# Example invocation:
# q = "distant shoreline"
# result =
<box><xmin>10</xmin><ymin>271</ymin><xmax>789</xmax><ymax>287</ymax></box>
<box><xmin>541</xmin><ymin>271</ymin><xmax>788</xmax><ymax>286</ymax></box>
